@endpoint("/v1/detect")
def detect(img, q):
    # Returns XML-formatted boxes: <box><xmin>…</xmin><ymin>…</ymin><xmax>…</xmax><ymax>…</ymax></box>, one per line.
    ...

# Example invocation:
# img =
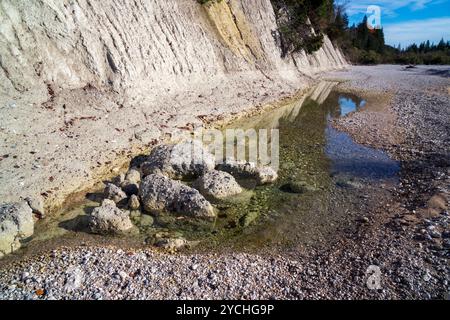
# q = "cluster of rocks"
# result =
<box><xmin>82</xmin><ymin>139</ymin><xmax>278</xmax><ymax>239</ymax></box>
<box><xmin>0</xmin><ymin>139</ymin><xmax>278</xmax><ymax>257</ymax></box>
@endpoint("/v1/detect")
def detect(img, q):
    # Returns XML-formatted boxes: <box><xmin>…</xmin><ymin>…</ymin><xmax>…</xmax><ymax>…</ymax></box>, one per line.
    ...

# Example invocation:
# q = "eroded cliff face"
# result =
<box><xmin>0</xmin><ymin>0</ymin><xmax>347</xmax><ymax>212</ymax></box>
<box><xmin>0</xmin><ymin>0</ymin><xmax>346</xmax><ymax>98</ymax></box>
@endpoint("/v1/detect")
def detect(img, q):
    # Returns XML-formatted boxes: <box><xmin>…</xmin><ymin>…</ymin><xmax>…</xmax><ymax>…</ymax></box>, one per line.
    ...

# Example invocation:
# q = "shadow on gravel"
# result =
<box><xmin>423</xmin><ymin>68</ymin><xmax>450</xmax><ymax>78</ymax></box>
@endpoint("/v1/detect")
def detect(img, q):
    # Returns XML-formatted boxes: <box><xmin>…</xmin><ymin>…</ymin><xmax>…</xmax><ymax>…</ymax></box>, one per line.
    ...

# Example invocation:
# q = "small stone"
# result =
<box><xmin>103</xmin><ymin>183</ymin><xmax>127</xmax><ymax>203</ymax></box>
<box><xmin>128</xmin><ymin>195</ymin><xmax>140</xmax><ymax>210</ymax></box>
<box><xmin>282</xmin><ymin>180</ymin><xmax>317</xmax><ymax>193</ymax></box>
<box><xmin>155</xmin><ymin>237</ymin><xmax>187</xmax><ymax>250</ymax></box>
<box><xmin>217</xmin><ymin>159</ymin><xmax>277</xmax><ymax>185</ymax></box>
<box><xmin>360</xmin><ymin>217</ymin><xmax>370</xmax><ymax>223</ymax></box>
<box><xmin>240</xmin><ymin>210</ymin><xmax>259</xmax><ymax>227</ymax></box>
<box><xmin>139</xmin><ymin>214</ymin><xmax>154</xmax><ymax>227</ymax></box>
<box><xmin>193</xmin><ymin>170</ymin><xmax>243</xmax><ymax>200</ymax></box>
<box><xmin>125</xmin><ymin>168</ymin><xmax>141</xmax><ymax>184</ymax></box>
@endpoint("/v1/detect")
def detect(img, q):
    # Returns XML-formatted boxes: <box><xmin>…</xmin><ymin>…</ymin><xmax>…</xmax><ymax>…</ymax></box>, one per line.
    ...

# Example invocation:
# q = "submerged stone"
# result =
<box><xmin>217</xmin><ymin>159</ymin><xmax>278</xmax><ymax>185</ymax></box>
<box><xmin>128</xmin><ymin>194</ymin><xmax>140</xmax><ymax>210</ymax></box>
<box><xmin>155</xmin><ymin>237</ymin><xmax>187</xmax><ymax>250</ymax></box>
<box><xmin>139</xmin><ymin>174</ymin><xmax>216</xmax><ymax>219</ymax></box>
<box><xmin>282</xmin><ymin>180</ymin><xmax>318</xmax><ymax>194</ymax></box>
<box><xmin>240</xmin><ymin>210</ymin><xmax>259</xmax><ymax>227</ymax></box>
<box><xmin>193</xmin><ymin>170</ymin><xmax>243</xmax><ymax>200</ymax></box>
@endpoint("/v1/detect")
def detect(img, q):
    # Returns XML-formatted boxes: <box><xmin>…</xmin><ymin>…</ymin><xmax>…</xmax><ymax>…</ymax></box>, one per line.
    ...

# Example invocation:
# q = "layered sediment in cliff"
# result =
<box><xmin>0</xmin><ymin>0</ymin><xmax>346</xmax><ymax>97</ymax></box>
<box><xmin>0</xmin><ymin>0</ymin><xmax>347</xmax><ymax>211</ymax></box>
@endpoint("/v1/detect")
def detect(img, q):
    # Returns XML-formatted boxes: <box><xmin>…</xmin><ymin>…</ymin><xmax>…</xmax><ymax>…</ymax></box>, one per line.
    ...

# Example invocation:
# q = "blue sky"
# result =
<box><xmin>343</xmin><ymin>0</ymin><xmax>450</xmax><ymax>47</ymax></box>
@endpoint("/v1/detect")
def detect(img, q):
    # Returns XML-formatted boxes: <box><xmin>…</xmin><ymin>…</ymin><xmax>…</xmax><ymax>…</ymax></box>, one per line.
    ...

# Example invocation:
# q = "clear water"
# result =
<box><xmin>3</xmin><ymin>82</ymin><xmax>401</xmax><ymax>261</ymax></box>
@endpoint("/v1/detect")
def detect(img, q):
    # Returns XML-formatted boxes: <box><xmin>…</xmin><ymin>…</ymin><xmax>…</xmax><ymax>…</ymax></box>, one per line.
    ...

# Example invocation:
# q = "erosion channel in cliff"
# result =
<box><xmin>0</xmin><ymin>82</ymin><xmax>401</xmax><ymax>263</ymax></box>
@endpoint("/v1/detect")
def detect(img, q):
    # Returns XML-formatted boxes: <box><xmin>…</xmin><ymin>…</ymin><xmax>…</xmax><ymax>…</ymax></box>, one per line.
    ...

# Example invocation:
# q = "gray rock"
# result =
<box><xmin>139</xmin><ymin>174</ymin><xmax>216</xmax><ymax>219</ymax></box>
<box><xmin>87</xmin><ymin>199</ymin><xmax>133</xmax><ymax>234</ymax></box>
<box><xmin>25</xmin><ymin>195</ymin><xmax>45</xmax><ymax>218</ymax></box>
<box><xmin>141</xmin><ymin>140</ymin><xmax>215</xmax><ymax>179</ymax></box>
<box><xmin>103</xmin><ymin>183</ymin><xmax>127</xmax><ymax>203</ymax></box>
<box><xmin>0</xmin><ymin>201</ymin><xmax>34</xmax><ymax>257</ymax></box>
<box><xmin>217</xmin><ymin>159</ymin><xmax>278</xmax><ymax>185</ymax></box>
<box><xmin>138</xmin><ymin>214</ymin><xmax>154</xmax><ymax>227</ymax></box>
<box><xmin>193</xmin><ymin>170</ymin><xmax>242</xmax><ymax>200</ymax></box>
<box><xmin>125</xmin><ymin>168</ymin><xmax>140</xmax><ymax>184</ymax></box>
<box><xmin>0</xmin><ymin>220</ymin><xmax>20</xmax><ymax>258</ymax></box>
<box><xmin>155</xmin><ymin>237</ymin><xmax>187</xmax><ymax>250</ymax></box>
<box><xmin>128</xmin><ymin>195</ymin><xmax>140</xmax><ymax>210</ymax></box>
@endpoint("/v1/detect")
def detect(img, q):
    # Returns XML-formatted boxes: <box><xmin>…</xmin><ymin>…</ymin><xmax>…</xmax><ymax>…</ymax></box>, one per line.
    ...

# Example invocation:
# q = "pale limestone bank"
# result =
<box><xmin>0</xmin><ymin>0</ymin><xmax>347</xmax><ymax>213</ymax></box>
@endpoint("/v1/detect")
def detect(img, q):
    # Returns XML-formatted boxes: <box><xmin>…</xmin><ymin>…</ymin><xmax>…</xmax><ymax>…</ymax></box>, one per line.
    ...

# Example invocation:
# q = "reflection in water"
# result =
<box><xmin>325</xmin><ymin>126</ymin><xmax>399</xmax><ymax>179</ymax></box>
<box><xmin>223</xmin><ymin>82</ymin><xmax>400</xmax><ymax>248</ymax></box>
<box><xmin>326</xmin><ymin>93</ymin><xmax>397</xmax><ymax>180</ymax></box>
<box><xmin>338</xmin><ymin>96</ymin><xmax>366</xmax><ymax>116</ymax></box>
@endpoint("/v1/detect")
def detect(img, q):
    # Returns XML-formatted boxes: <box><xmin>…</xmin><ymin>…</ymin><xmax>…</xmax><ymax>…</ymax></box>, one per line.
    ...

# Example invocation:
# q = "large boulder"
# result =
<box><xmin>193</xmin><ymin>170</ymin><xmax>243</xmax><ymax>200</ymax></box>
<box><xmin>87</xmin><ymin>199</ymin><xmax>133</xmax><ymax>234</ymax></box>
<box><xmin>217</xmin><ymin>159</ymin><xmax>278</xmax><ymax>185</ymax></box>
<box><xmin>139</xmin><ymin>174</ymin><xmax>216</xmax><ymax>219</ymax></box>
<box><xmin>0</xmin><ymin>201</ymin><xmax>34</xmax><ymax>258</ymax></box>
<box><xmin>141</xmin><ymin>140</ymin><xmax>215</xmax><ymax>179</ymax></box>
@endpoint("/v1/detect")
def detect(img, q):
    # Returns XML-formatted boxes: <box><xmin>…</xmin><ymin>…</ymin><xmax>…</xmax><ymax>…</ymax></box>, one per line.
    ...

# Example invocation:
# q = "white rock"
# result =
<box><xmin>193</xmin><ymin>170</ymin><xmax>242</xmax><ymax>199</ymax></box>
<box><xmin>139</xmin><ymin>174</ymin><xmax>215</xmax><ymax>219</ymax></box>
<box><xmin>217</xmin><ymin>159</ymin><xmax>278</xmax><ymax>185</ymax></box>
<box><xmin>87</xmin><ymin>199</ymin><xmax>133</xmax><ymax>234</ymax></box>
<box><xmin>141</xmin><ymin>140</ymin><xmax>215</xmax><ymax>179</ymax></box>
<box><xmin>0</xmin><ymin>201</ymin><xmax>34</xmax><ymax>258</ymax></box>
<box><xmin>103</xmin><ymin>183</ymin><xmax>127</xmax><ymax>203</ymax></box>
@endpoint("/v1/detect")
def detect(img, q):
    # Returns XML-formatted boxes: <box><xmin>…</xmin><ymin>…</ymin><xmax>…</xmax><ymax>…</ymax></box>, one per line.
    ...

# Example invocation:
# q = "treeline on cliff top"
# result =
<box><xmin>270</xmin><ymin>0</ymin><xmax>450</xmax><ymax>65</ymax></box>
<box><xmin>198</xmin><ymin>0</ymin><xmax>450</xmax><ymax>65</ymax></box>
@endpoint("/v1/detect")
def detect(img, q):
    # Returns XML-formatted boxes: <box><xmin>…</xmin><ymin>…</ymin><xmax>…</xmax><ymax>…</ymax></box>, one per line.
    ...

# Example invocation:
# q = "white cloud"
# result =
<box><xmin>346</xmin><ymin>0</ymin><xmax>435</xmax><ymax>17</ymax></box>
<box><xmin>383</xmin><ymin>17</ymin><xmax>450</xmax><ymax>47</ymax></box>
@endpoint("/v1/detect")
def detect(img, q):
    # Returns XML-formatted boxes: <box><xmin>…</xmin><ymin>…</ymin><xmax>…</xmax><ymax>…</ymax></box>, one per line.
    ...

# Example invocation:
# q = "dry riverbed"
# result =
<box><xmin>0</xmin><ymin>65</ymin><xmax>449</xmax><ymax>300</ymax></box>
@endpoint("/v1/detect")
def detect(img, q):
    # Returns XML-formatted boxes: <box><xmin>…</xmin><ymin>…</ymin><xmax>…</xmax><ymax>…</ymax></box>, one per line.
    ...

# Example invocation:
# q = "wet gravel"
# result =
<box><xmin>0</xmin><ymin>65</ymin><xmax>449</xmax><ymax>300</ymax></box>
